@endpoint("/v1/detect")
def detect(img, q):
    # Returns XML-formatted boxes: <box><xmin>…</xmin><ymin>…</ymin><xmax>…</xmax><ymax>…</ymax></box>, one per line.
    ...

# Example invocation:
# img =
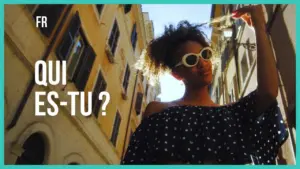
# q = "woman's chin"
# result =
<box><xmin>193</xmin><ymin>75</ymin><xmax>213</xmax><ymax>86</ymax></box>
<box><xmin>203</xmin><ymin>73</ymin><xmax>212</xmax><ymax>81</ymax></box>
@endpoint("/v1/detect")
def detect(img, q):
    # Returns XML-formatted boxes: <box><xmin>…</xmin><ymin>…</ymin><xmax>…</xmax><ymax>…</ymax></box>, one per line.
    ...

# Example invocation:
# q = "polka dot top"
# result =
<box><xmin>121</xmin><ymin>90</ymin><xmax>289</xmax><ymax>165</ymax></box>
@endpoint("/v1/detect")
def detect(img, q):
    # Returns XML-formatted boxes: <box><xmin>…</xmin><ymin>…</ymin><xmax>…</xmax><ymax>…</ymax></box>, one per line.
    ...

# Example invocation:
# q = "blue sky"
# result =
<box><xmin>141</xmin><ymin>4</ymin><xmax>213</xmax><ymax>101</ymax></box>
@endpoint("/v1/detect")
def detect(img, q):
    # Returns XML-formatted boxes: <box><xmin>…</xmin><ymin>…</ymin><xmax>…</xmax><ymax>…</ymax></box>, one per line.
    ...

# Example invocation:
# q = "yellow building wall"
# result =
<box><xmin>68</xmin><ymin>5</ymin><xmax>147</xmax><ymax>157</ymax></box>
<box><xmin>4</xmin><ymin>4</ymin><xmax>47</xmax><ymax>125</ymax></box>
<box><xmin>5</xmin><ymin>4</ymin><xmax>149</xmax><ymax>164</ymax></box>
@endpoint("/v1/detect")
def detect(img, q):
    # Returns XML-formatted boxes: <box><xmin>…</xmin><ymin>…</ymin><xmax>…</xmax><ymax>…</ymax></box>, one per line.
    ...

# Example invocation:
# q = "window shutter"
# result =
<box><xmin>112</xmin><ymin>27</ymin><xmax>120</xmax><ymax>55</ymax></box>
<box><xmin>131</xmin><ymin>24</ymin><xmax>136</xmax><ymax>44</ymax></box>
<box><xmin>133</xmin><ymin>31</ymin><xmax>137</xmax><ymax>49</ymax></box>
<box><xmin>221</xmin><ymin>46</ymin><xmax>229</xmax><ymax>72</ymax></box>
<box><xmin>92</xmin><ymin>74</ymin><xmax>102</xmax><ymax>116</ymax></box>
<box><xmin>131</xmin><ymin>24</ymin><xmax>137</xmax><ymax>50</ymax></box>
<box><xmin>96</xmin><ymin>5</ymin><xmax>104</xmax><ymax>16</ymax></box>
<box><xmin>145</xmin><ymin>84</ymin><xmax>149</xmax><ymax>97</ymax></box>
<box><xmin>124</xmin><ymin>5</ymin><xmax>132</xmax><ymax>14</ymax></box>
<box><xmin>108</xmin><ymin>21</ymin><xmax>116</xmax><ymax>48</ymax></box>
<box><xmin>92</xmin><ymin>71</ymin><xmax>107</xmax><ymax>118</ymax></box>
<box><xmin>56</xmin><ymin>11</ymin><xmax>81</xmax><ymax>60</ymax></box>
<box><xmin>74</xmin><ymin>45</ymin><xmax>96</xmax><ymax>91</ymax></box>
<box><xmin>68</xmin><ymin>12</ymin><xmax>81</xmax><ymax>37</ymax></box>
<box><xmin>33</xmin><ymin>5</ymin><xmax>65</xmax><ymax>37</ymax></box>
<box><xmin>111</xmin><ymin>112</ymin><xmax>121</xmax><ymax>146</ymax></box>
<box><xmin>123</xmin><ymin>65</ymin><xmax>130</xmax><ymax>93</ymax></box>
<box><xmin>135</xmin><ymin>92</ymin><xmax>143</xmax><ymax>115</ymax></box>
<box><xmin>126</xmin><ymin>67</ymin><xmax>130</xmax><ymax>92</ymax></box>
<box><xmin>108</xmin><ymin>21</ymin><xmax>119</xmax><ymax>55</ymax></box>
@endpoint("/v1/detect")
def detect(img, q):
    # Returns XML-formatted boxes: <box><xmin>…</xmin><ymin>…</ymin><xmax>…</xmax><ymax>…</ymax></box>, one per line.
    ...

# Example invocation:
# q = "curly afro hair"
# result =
<box><xmin>135</xmin><ymin>20</ymin><xmax>210</xmax><ymax>85</ymax></box>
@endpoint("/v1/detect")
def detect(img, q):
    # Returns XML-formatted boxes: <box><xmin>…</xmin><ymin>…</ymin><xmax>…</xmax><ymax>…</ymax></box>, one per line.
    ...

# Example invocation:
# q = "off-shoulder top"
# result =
<box><xmin>121</xmin><ymin>90</ymin><xmax>289</xmax><ymax>164</ymax></box>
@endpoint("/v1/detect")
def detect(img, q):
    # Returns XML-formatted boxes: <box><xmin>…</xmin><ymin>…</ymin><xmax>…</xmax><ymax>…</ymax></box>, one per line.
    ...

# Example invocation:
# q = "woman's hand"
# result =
<box><xmin>231</xmin><ymin>5</ymin><xmax>265</xmax><ymax>29</ymax></box>
<box><xmin>232</xmin><ymin>5</ymin><xmax>279</xmax><ymax>114</ymax></box>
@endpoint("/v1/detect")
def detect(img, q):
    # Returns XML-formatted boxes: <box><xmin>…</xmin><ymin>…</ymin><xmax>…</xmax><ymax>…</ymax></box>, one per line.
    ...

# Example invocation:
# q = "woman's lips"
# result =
<box><xmin>203</xmin><ymin>71</ymin><xmax>211</xmax><ymax>75</ymax></box>
<box><xmin>198</xmin><ymin>69</ymin><xmax>211</xmax><ymax>75</ymax></box>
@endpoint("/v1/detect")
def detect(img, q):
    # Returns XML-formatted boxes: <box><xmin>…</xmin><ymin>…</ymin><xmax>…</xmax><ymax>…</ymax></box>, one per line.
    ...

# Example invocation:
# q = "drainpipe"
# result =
<box><xmin>121</xmin><ymin>70</ymin><xmax>139</xmax><ymax>161</ymax></box>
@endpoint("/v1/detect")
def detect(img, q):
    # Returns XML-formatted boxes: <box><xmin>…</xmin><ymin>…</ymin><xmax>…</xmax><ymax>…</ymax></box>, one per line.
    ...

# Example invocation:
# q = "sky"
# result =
<box><xmin>141</xmin><ymin>4</ymin><xmax>213</xmax><ymax>102</ymax></box>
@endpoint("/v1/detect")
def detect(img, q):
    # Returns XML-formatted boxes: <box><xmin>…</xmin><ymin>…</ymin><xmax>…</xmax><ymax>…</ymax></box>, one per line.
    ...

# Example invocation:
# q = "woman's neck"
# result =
<box><xmin>180</xmin><ymin>85</ymin><xmax>217</xmax><ymax>106</ymax></box>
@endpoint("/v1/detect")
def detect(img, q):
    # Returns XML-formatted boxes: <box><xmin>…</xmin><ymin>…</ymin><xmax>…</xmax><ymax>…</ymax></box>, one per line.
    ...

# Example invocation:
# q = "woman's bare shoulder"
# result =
<box><xmin>142</xmin><ymin>101</ymin><xmax>173</xmax><ymax>119</ymax></box>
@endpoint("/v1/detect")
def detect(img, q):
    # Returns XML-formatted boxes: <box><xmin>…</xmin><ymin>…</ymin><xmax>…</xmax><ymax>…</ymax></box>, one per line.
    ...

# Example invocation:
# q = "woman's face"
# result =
<box><xmin>172</xmin><ymin>41</ymin><xmax>213</xmax><ymax>87</ymax></box>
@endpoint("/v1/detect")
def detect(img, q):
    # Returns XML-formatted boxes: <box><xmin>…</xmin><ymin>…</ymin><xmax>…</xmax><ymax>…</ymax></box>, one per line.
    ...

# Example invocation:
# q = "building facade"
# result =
<box><xmin>5</xmin><ymin>4</ymin><xmax>159</xmax><ymax>164</ymax></box>
<box><xmin>210</xmin><ymin>4</ymin><xmax>296</xmax><ymax>164</ymax></box>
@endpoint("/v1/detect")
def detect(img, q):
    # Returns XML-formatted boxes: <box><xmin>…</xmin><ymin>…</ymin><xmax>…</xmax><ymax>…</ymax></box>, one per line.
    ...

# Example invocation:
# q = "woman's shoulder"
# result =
<box><xmin>143</xmin><ymin>101</ymin><xmax>176</xmax><ymax>119</ymax></box>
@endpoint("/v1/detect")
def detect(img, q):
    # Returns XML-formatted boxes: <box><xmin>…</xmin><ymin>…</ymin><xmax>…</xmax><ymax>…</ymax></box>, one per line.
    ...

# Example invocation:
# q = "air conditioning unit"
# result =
<box><xmin>105</xmin><ymin>44</ymin><xmax>115</xmax><ymax>63</ymax></box>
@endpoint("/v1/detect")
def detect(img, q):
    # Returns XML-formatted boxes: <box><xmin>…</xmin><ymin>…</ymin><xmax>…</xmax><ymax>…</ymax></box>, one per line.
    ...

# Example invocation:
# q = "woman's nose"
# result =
<box><xmin>196</xmin><ymin>57</ymin><xmax>206</xmax><ymax>69</ymax></box>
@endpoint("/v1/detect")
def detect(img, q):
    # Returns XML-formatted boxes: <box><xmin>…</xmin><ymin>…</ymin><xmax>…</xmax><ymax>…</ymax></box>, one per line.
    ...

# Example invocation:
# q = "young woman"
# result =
<box><xmin>121</xmin><ymin>5</ymin><xmax>288</xmax><ymax>164</ymax></box>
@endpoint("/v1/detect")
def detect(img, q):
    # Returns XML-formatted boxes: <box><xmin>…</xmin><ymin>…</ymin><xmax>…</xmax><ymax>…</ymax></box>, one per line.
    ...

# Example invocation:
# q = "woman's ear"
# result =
<box><xmin>171</xmin><ymin>70</ymin><xmax>183</xmax><ymax>81</ymax></box>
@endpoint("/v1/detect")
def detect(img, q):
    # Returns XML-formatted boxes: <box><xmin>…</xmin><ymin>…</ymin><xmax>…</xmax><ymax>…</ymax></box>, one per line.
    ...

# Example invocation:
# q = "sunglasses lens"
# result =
<box><xmin>185</xmin><ymin>55</ymin><xmax>198</xmax><ymax>66</ymax></box>
<box><xmin>202</xmin><ymin>49</ymin><xmax>213</xmax><ymax>60</ymax></box>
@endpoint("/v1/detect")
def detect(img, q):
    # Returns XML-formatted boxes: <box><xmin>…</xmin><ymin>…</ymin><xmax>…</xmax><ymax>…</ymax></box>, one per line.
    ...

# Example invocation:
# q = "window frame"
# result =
<box><xmin>131</xmin><ymin>23</ymin><xmax>138</xmax><ymax>51</ymax></box>
<box><xmin>123</xmin><ymin>4</ymin><xmax>133</xmax><ymax>14</ymax></box>
<box><xmin>246</xmin><ymin>39</ymin><xmax>254</xmax><ymax>65</ymax></box>
<box><xmin>25</xmin><ymin>4</ymin><xmax>39</xmax><ymax>14</ymax></box>
<box><xmin>240</xmin><ymin>51</ymin><xmax>249</xmax><ymax>83</ymax></box>
<box><xmin>108</xmin><ymin>19</ymin><xmax>120</xmax><ymax>56</ymax></box>
<box><xmin>145</xmin><ymin>84</ymin><xmax>149</xmax><ymax>97</ymax></box>
<box><xmin>65</xmin><ymin>32</ymin><xmax>86</xmax><ymax>80</ymax></box>
<box><xmin>122</xmin><ymin>64</ymin><xmax>131</xmax><ymax>94</ymax></box>
<box><xmin>110</xmin><ymin>111</ymin><xmax>122</xmax><ymax>146</ymax></box>
<box><xmin>25</xmin><ymin>5</ymin><xmax>66</xmax><ymax>38</ymax></box>
<box><xmin>135</xmin><ymin>92</ymin><xmax>144</xmax><ymax>115</ymax></box>
<box><xmin>56</xmin><ymin>12</ymin><xmax>96</xmax><ymax>92</ymax></box>
<box><xmin>93</xmin><ymin>4</ymin><xmax>106</xmax><ymax>23</ymax></box>
<box><xmin>91</xmin><ymin>67</ymin><xmax>107</xmax><ymax>118</ymax></box>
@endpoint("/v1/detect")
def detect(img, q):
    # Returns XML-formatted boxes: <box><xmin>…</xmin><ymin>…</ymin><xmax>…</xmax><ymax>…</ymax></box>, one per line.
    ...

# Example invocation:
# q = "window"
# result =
<box><xmin>122</xmin><ymin>64</ymin><xmax>131</xmax><ymax>94</ymax></box>
<box><xmin>228</xmin><ymin>93</ymin><xmax>232</xmax><ymax>103</ymax></box>
<box><xmin>96</xmin><ymin>5</ymin><xmax>104</xmax><ymax>17</ymax></box>
<box><xmin>56</xmin><ymin>12</ymin><xmax>81</xmax><ymax>60</ymax></box>
<box><xmin>135</xmin><ymin>92</ymin><xmax>143</xmax><ymax>115</ymax></box>
<box><xmin>111</xmin><ymin>111</ymin><xmax>121</xmax><ymax>146</ymax></box>
<box><xmin>56</xmin><ymin>12</ymin><xmax>96</xmax><ymax>91</ymax></box>
<box><xmin>73</xmin><ymin>45</ymin><xmax>96</xmax><ymax>91</ymax></box>
<box><xmin>235</xmin><ymin>18</ymin><xmax>244</xmax><ymax>28</ymax></box>
<box><xmin>68</xmin><ymin>163</ymin><xmax>79</xmax><ymax>165</ymax></box>
<box><xmin>208</xmin><ymin>84</ymin><xmax>212</xmax><ymax>96</ymax></box>
<box><xmin>15</xmin><ymin>133</ymin><xmax>45</xmax><ymax>164</ymax></box>
<box><xmin>25</xmin><ymin>5</ymin><xmax>37</xmax><ymax>13</ymax></box>
<box><xmin>26</xmin><ymin>5</ymin><xmax>65</xmax><ymax>37</ymax></box>
<box><xmin>140</xmin><ymin>72</ymin><xmax>144</xmax><ymax>82</ymax></box>
<box><xmin>241</xmin><ymin>52</ymin><xmax>249</xmax><ymax>82</ymax></box>
<box><xmin>108</xmin><ymin>20</ymin><xmax>120</xmax><ymax>56</ymax></box>
<box><xmin>124</xmin><ymin>4</ymin><xmax>132</xmax><ymax>14</ymax></box>
<box><xmin>131</xmin><ymin>23</ymin><xmax>138</xmax><ymax>50</ymax></box>
<box><xmin>66</xmin><ymin>33</ymin><xmax>85</xmax><ymax>80</ymax></box>
<box><xmin>218</xmin><ymin>77</ymin><xmax>222</xmax><ymax>95</ymax></box>
<box><xmin>215</xmin><ymin>86</ymin><xmax>219</xmax><ymax>103</ymax></box>
<box><xmin>216</xmin><ymin>77</ymin><xmax>222</xmax><ymax>103</ymax></box>
<box><xmin>92</xmin><ymin>70</ymin><xmax>107</xmax><ymax>118</ymax></box>
<box><xmin>233</xmin><ymin>74</ymin><xmax>239</xmax><ymax>95</ymax></box>
<box><xmin>145</xmin><ymin>84</ymin><xmax>149</xmax><ymax>97</ymax></box>
<box><xmin>247</xmin><ymin>39</ymin><xmax>254</xmax><ymax>65</ymax></box>
<box><xmin>221</xmin><ymin>46</ymin><xmax>230</xmax><ymax>72</ymax></box>
<box><xmin>231</xmin><ymin>88</ymin><xmax>236</xmax><ymax>102</ymax></box>
<box><xmin>229</xmin><ymin>88</ymin><xmax>235</xmax><ymax>103</ymax></box>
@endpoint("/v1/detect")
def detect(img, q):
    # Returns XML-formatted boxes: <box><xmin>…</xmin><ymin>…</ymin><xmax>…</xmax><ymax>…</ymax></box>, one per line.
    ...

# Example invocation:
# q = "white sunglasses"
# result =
<box><xmin>174</xmin><ymin>47</ymin><xmax>214</xmax><ymax>68</ymax></box>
